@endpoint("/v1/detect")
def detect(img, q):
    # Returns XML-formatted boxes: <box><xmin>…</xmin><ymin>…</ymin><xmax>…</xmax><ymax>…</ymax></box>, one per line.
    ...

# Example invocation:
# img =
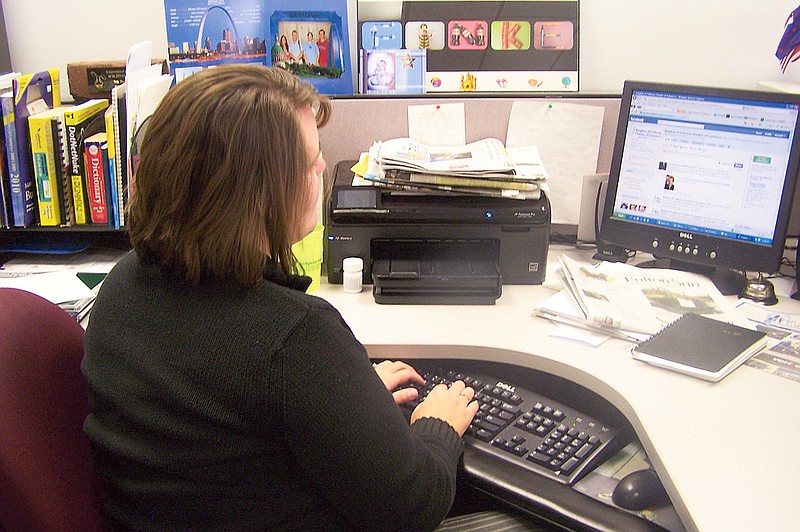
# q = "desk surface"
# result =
<box><xmin>315</xmin><ymin>246</ymin><xmax>800</xmax><ymax>532</ymax></box>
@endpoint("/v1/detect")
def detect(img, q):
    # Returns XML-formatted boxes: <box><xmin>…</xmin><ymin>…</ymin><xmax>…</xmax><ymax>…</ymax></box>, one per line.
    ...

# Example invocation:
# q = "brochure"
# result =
<box><xmin>746</xmin><ymin>333</ymin><xmax>800</xmax><ymax>382</ymax></box>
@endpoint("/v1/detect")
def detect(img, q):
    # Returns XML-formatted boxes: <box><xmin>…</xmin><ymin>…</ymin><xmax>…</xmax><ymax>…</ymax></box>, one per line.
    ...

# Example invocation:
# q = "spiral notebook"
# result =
<box><xmin>632</xmin><ymin>313</ymin><xmax>767</xmax><ymax>382</ymax></box>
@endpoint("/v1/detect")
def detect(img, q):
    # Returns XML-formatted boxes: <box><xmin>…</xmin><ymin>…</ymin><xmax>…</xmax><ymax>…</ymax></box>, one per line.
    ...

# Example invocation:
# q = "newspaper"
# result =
<box><xmin>533</xmin><ymin>289</ymin><xmax>650</xmax><ymax>343</ymax></box>
<box><xmin>364</xmin><ymin>170</ymin><xmax>542</xmax><ymax>199</ymax></box>
<box><xmin>368</xmin><ymin>137</ymin><xmax>519</xmax><ymax>178</ymax></box>
<box><xmin>558</xmin><ymin>255</ymin><xmax>750</xmax><ymax>335</ymax></box>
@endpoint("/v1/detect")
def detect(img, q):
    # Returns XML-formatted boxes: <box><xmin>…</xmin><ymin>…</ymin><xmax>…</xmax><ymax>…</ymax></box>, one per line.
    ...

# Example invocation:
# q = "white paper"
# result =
<box><xmin>136</xmin><ymin>74</ymin><xmax>174</xmax><ymax>126</ymax></box>
<box><xmin>0</xmin><ymin>247</ymin><xmax>127</xmax><ymax>273</ymax></box>
<box><xmin>125</xmin><ymin>41</ymin><xmax>158</xmax><ymax>169</ymax></box>
<box><xmin>407</xmin><ymin>103</ymin><xmax>466</xmax><ymax>146</ymax></box>
<box><xmin>126</xmin><ymin>64</ymin><xmax>163</xmax><ymax>155</ymax></box>
<box><xmin>125</xmin><ymin>41</ymin><xmax>152</xmax><ymax>73</ymax></box>
<box><xmin>506</xmin><ymin>101</ymin><xmax>604</xmax><ymax>224</ymax></box>
<box><xmin>0</xmin><ymin>271</ymin><xmax>95</xmax><ymax>304</ymax></box>
<box><xmin>548</xmin><ymin>324</ymin><xmax>610</xmax><ymax>347</ymax></box>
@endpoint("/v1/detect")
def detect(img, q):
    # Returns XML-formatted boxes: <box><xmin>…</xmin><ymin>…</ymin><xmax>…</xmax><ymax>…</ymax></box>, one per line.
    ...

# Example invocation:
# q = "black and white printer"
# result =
<box><xmin>325</xmin><ymin>162</ymin><xmax>551</xmax><ymax>304</ymax></box>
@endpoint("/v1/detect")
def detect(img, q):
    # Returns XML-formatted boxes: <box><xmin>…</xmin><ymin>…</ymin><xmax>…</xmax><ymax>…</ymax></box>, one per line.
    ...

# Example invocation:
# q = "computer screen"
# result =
<box><xmin>599</xmin><ymin>81</ymin><xmax>800</xmax><ymax>294</ymax></box>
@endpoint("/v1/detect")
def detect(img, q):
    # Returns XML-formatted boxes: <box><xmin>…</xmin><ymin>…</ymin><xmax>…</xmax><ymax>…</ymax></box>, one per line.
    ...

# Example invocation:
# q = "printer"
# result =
<box><xmin>325</xmin><ymin>162</ymin><xmax>551</xmax><ymax>304</ymax></box>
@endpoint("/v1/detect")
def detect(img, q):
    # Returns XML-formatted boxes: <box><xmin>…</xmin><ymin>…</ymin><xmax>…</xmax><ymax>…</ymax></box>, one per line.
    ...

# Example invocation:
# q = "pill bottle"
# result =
<box><xmin>342</xmin><ymin>257</ymin><xmax>364</xmax><ymax>293</ymax></box>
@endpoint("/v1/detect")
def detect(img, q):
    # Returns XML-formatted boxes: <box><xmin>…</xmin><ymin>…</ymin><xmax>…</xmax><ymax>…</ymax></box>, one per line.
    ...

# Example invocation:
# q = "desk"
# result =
<box><xmin>315</xmin><ymin>246</ymin><xmax>800</xmax><ymax>532</ymax></box>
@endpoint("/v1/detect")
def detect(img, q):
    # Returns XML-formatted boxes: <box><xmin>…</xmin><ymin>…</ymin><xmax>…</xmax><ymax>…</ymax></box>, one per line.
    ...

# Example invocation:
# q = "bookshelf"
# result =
<box><xmin>0</xmin><ymin>226</ymin><xmax>130</xmax><ymax>264</ymax></box>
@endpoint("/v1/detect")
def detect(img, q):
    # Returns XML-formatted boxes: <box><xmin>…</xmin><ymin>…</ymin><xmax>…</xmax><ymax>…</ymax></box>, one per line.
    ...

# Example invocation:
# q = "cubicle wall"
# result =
<box><xmin>0</xmin><ymin>2</ymin><xmax>10</xmax><ymax>74</ymax></box>
<box><xmin>321</xmin><ymin>96</ymin><xmax>621</xmax><ymax>177</ymax></box>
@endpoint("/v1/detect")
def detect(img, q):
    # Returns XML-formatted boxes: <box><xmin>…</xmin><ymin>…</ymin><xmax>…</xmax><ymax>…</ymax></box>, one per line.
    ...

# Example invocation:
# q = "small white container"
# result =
<box><xmin>342</xmin><ymin>257</ymin><xmax>364</xmax><ymax>293</ymax></box>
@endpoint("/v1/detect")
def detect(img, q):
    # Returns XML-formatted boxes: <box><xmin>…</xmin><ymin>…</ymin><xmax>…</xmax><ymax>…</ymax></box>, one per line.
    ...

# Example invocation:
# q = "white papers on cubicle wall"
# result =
<box><xmin>407</xmin><ymin>103</ymin><xmax>466</xmax><ymax>146</ymax></box>
<box><xmin>506</xmin><ymin>101</ymin><xmax>604</xmax><ymax>224</ymax></box>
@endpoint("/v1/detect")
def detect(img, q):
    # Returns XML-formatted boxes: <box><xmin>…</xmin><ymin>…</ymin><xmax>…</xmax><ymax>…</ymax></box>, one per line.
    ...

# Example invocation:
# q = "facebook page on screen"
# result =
<box><xmin>612</xmin><ymin>89</ymin><xmax>800</xmax><ymax>246</ymax></box>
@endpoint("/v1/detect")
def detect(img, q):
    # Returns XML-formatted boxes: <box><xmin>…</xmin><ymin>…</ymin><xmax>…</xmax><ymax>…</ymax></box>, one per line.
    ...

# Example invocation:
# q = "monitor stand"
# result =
<box><xmin>636</xmin><ymin>258</ymin><xmax>747</xmax><ymax>296</ymax></box>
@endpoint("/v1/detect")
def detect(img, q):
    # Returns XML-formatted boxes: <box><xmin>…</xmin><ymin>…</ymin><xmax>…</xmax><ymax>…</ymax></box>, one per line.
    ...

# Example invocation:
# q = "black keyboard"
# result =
<box><xmin>400</xmin><ymin>363</ymin><xmax>621</xmax><ymax>486</ymax></box>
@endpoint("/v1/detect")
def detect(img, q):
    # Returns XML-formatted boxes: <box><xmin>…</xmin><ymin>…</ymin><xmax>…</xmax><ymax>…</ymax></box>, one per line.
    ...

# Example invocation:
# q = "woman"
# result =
<box><xmin>279</xmin><ymin>34</ymin><xmax>291</xmax><ymax>61</ymax></box>
<box><xmin>82</xmin><ymin>64</ymin><xmax>479</xmax><ymax>530</ymax></box>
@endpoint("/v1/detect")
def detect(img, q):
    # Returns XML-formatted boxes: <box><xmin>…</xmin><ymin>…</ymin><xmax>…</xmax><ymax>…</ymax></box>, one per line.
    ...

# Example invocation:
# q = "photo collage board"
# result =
<box><xmin>358</xmin><ymin>0</ymin><xmax>579</xmax><ymax>95</ymax></box>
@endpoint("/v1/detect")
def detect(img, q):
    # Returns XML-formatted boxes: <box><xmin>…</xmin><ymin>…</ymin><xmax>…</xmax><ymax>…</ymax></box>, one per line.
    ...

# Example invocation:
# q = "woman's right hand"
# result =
<box><xmin>410</xmin><ymin>380</ymin><xmax>479</xmax><ymax>436</ymax></box>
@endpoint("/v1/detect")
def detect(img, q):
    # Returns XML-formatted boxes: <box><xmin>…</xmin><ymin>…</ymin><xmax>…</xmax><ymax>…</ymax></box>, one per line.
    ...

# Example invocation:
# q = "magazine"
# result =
<box><xmin>558</xmin><ymin>255</ymin><xmax>750</xmax><ymax>335</ymax></box>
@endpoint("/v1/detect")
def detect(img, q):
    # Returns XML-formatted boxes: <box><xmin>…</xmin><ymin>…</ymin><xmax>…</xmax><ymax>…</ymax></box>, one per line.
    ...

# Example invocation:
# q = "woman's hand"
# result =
<box><xmin>410</xmin><ymin>380</ymin><xmax>479</xmax><ymax>437</ymax></box>
<box><xmin>373</xmin><ymin>360</ymin><xmax>425</xmax><ymax>405</ymax></box>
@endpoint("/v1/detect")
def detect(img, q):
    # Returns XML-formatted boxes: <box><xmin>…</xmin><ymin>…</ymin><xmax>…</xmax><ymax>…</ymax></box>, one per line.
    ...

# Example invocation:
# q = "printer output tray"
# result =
<box><xmin>372</xmin><ymin>242</ymin><xmax>502</xmax><ymax>305</ymax></box>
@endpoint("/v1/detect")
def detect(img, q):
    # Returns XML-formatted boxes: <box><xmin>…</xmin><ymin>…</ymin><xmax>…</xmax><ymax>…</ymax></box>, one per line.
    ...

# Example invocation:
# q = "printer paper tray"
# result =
<box><xmin>371</xmin><ymin>256</ymin><xmax>501</xmax><ymax>305</ymax></box>
<box><xmin>372</xmin><ymin>286</ymin><xmax>501</xmax><ymax>305</ymax></box>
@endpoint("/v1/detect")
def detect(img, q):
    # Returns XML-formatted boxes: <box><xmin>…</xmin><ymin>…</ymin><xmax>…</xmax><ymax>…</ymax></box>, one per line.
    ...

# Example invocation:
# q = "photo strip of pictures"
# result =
<box><xmin>357</xmin><ymin>0</ymin><xmax>579</xmax><ymax>94</ymax></box>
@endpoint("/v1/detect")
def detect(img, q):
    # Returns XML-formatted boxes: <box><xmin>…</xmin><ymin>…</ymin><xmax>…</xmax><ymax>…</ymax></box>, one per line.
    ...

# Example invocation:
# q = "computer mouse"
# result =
<box><xmin>611</xmin><ymin>469</ymin><xmax>670</xmax><ymax>511</ymax></box>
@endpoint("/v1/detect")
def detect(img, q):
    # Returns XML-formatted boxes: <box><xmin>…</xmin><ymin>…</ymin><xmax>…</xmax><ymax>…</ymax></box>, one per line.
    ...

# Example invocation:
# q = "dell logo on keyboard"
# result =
<box><xmin>679</xmin><ymin>232</ymin><xmax>693</xmax><ymax>240</ymax></box>
<box><xmin>495</xmin><ymin>381</ymin><xmax>516</xmax><ymax>393</ymax></box>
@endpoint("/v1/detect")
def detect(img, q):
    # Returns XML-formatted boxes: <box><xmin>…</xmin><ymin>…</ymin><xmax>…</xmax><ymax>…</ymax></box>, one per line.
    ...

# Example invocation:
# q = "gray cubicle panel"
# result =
<box><xmin>0</xmin><ymin>1</ymin><xmax>10</xmax><ymax>73</ymax></box>
<box><xmin>321</xmin><ymin>96</ymin><xmax>621</xmax><ymax>180</ymax></box>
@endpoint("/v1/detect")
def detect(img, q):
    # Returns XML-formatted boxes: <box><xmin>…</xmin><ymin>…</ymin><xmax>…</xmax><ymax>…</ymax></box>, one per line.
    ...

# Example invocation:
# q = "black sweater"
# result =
<box><xmin>82</xmin><ymin>252</ymin><xmax>463</xmax><ymax>530</ymax></box>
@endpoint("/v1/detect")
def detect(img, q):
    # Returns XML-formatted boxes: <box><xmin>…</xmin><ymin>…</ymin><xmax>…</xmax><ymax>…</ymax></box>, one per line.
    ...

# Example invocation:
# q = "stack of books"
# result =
<box><xmin>0</xmin><ymin>68</ymin><xmax>123</xmax><ymax>229</ymax></box>
<box><xmin>362</xmin><ymin>137</ymin><xmax>548</xmax><ymax>199</ymax></box>
<box><xmin>0</xmin><ymin>59</ymin><xmax>172</xmax><ymax>230</ymax></box>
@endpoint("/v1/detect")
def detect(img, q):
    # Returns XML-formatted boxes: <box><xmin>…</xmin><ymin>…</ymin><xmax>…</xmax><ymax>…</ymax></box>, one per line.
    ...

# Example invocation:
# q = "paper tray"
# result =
<box><xmin>371</xmin><ymin>257</ymin><xmax>501</xmax><ymax>305</ymax></box>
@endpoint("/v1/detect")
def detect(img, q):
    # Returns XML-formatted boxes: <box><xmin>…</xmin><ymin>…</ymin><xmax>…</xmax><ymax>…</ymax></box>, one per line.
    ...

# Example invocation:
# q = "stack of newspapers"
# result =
<box><xmin>534</xmin><ymin>255</ymin><xmax>751</xmax><ymax>342</ymax></box>
<box><xmin>363</xmin><ymin>137</ymin><xmax>547</xmax><ymax>199</ymax></box>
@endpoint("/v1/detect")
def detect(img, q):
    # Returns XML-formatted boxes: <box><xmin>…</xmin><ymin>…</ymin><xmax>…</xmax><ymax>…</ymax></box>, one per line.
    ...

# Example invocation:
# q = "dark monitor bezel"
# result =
<box><xmin>599</xmin><ymin>80</ymin><xmax>800</xmax><ymax>275</ymax></box>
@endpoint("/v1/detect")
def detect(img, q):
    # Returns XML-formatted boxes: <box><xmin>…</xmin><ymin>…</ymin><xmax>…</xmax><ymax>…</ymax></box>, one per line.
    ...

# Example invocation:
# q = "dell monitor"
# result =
<box><xmin>599</xmin><ymin>80</ymin><xmax>800</xmax><ymax>295</ymax></box>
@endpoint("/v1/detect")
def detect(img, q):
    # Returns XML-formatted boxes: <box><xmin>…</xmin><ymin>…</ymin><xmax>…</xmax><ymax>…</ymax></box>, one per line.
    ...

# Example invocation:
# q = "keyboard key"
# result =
<box><xmin>527</xmin><ymin>452</ymin><xmax>551</xmax><ymax>465</ymax></box>
<box><xmin>475</xmin><ymin>419</ymin><xmax>502</xmax><ymax>432</ymax></box>
<box><xmin>475</xmin><ymin>429</ymin><xmax>494</xmax><ymax>441</ymax></box>
<box><xmin>498</xmin><ymin>410</ymin><xmax>515</xmax><ymax>421</ymax></box>
<box><xmin>575</xmin><ymin>443</ymin><xmax>593</xmax><ymax>459</ymax></box>
<box><xmin>561</xmin><ymin>457</ymin><xmax>581</xmax><ymax>474</ymax></box>
<box><xmin>511</xmin><ymin>445</ymin><xmax>528</xmax><ymax>457</ymax></box>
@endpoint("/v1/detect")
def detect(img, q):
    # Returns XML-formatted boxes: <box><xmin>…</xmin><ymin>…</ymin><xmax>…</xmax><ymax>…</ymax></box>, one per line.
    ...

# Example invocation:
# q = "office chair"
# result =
<box><xmin>0</xmin><ymin>288</ymin><xmax>106</xmax><ymax>531</ymax></box>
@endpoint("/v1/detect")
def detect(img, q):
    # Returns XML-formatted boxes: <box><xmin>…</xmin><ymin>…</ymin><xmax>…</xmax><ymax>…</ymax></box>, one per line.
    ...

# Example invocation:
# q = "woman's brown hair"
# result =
<box><xmin>127</xmin><ymin>64</ymin><xmax>331</xmax><ymax>285</ymax></box>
